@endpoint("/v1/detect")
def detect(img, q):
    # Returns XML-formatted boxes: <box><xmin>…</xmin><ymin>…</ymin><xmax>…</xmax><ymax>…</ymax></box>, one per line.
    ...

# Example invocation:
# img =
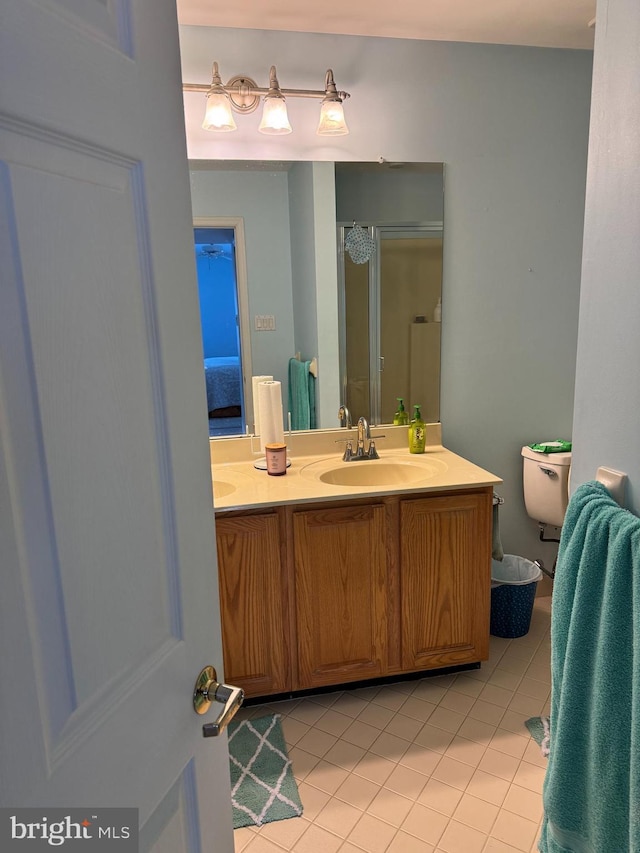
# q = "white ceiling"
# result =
<box><xmin>177</xmin><ymin>0</ymin><xmax>596</xmax><ymax>51</ymax></box>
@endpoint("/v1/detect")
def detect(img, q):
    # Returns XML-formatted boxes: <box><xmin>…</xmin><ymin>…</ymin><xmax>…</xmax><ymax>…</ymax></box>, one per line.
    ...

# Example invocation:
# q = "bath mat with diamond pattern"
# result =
<box><xmin>227</xmin><ymin>713</ymin><xmax>303</xmax><ymax>828</ymax></box>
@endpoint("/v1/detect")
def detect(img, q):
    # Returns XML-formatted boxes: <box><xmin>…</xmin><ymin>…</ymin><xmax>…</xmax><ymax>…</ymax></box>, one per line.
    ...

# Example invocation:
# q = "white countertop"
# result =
<box><xmin>209</xmin><ymin>424</ymin><xmax>502</xmax><ymax>513</ymax></box>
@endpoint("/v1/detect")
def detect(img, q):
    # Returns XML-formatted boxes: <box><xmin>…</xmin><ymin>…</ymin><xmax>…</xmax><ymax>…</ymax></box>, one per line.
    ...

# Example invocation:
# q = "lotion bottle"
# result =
<box><xmin>408</xmin><ymin>405</ymin><xmax>426</xmax><ymax>454</ymax></box>
<box><xmin>433</xmin><ymin>297</ymin><xmax>442</xmax><ymax>323</ymax></box>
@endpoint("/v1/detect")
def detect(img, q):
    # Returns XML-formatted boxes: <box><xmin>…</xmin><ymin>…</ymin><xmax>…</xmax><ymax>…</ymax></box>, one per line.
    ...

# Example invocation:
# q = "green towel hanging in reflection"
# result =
<box><xmin>288</xmin><ymin>358</ymin><xmax>316</xmax><ymax>430</ymax></box>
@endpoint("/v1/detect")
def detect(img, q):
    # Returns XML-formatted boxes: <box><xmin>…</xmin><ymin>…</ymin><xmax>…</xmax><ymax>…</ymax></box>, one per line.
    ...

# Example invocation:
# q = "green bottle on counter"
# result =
<box><xmin>408</xmin><ymin>404</ymin><xmax>426</xmax><ymax>454</ymax></box>
<box><xmin>393</xmin><ymin>398</ymin><xmax>409</xmax><ymax>425</ymax></box>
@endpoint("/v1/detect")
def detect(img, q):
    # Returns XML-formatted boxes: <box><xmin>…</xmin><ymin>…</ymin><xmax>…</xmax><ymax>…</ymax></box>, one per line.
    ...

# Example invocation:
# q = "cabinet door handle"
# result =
<box><xmin>193</xmin><ymin>665</ymin><xmax>244</xmax><ymax>737</ymax></box>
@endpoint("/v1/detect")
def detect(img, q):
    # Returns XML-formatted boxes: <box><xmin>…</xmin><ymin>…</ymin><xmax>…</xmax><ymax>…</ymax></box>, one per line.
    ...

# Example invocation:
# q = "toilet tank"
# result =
<box><xmin>521</xmin><ymin>446</ymin><xmax>572</xmax><ymax>528</ymax></box>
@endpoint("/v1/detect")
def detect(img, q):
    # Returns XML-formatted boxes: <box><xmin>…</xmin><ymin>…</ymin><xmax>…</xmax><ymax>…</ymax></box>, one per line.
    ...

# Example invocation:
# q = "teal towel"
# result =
<box><xmin>540</xmin><ymin>481</ymin><xmax>640</xmax><ymax>853</ymax></box>
<box><xmin>287</xmin><ymin>358</ymin><xmax>316</xmax><ymax>430</ymax></box>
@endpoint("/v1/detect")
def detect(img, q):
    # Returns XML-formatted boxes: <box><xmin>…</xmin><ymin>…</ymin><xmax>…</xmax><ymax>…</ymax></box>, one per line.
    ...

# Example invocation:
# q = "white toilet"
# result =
<box><xmin>521</xmin><ymin>446</ymin><xmax>572</xmax><ymax>529</ymax></box>
<box><xmin>521</xmin><ymin>446</ymin><xmax>572</xmax><ymax>578</ymax></box>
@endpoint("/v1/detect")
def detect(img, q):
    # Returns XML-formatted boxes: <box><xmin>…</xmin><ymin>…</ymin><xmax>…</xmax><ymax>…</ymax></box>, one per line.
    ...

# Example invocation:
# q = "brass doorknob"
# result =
<box><xmin>193</xmin><ymin>666</ymin><xmax>244</xmax><ymax>737</ymax></box>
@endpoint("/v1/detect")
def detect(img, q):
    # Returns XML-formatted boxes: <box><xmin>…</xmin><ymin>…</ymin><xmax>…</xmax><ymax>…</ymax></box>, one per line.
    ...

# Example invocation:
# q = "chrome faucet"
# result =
<box><xmin>354</xmin><ymin>416</ymin><xmax>380</xmax><ymax>460</ymax></box>
<box><xmin>338</xmin><ymin>405</ymin><xmax>352</xmax><ymax>428</ymax></box>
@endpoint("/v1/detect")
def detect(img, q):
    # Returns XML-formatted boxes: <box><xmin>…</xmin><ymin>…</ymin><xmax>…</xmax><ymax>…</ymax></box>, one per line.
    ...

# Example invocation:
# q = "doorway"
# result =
<box><xmin>193</xmin><ymin>218</ymin><xmax>253</xmax><ymax>436</ymax></box>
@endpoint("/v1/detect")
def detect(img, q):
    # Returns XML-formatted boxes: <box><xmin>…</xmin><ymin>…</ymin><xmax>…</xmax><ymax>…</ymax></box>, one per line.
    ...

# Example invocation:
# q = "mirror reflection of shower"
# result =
<box><xmin>338</xmin><ymin>223</ymin><xmax>443</xmax><ymax>425</ymax></box>
<box><xmin>194</xmin><ymin>227</ymin><xmax>245</xmax><ymax>437</ymax></box>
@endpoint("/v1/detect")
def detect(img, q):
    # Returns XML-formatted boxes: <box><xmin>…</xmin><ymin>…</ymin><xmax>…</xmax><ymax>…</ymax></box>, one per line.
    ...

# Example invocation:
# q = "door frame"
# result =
<box><xmin>194</xmin><ymin>216</ymin><xmax>253</xmax><ymax>433</ymax></box>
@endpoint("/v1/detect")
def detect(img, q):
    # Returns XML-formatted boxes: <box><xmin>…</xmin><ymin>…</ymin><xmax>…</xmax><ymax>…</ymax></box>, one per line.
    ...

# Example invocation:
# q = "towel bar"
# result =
<box><xmin>595</xmin><ymin>466</ymin><xmax>627</xmax><ymax>506</ymax></box>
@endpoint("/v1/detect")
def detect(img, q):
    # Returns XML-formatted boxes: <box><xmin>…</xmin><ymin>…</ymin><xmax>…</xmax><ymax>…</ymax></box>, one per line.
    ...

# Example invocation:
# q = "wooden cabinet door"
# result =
<box><xmin>293</xmin><ymin>503</ymin><xmax>388</xmax><ymax>690</ymax></box>
<box><xmin>400</xmin><ymin>492</ymin><xmax>491</xmax><ymax>671</ymax></box>
<box><xmin>216</xmin><ymin>513</ymin><xmax>289</xmax><ymax>697</ymax></box>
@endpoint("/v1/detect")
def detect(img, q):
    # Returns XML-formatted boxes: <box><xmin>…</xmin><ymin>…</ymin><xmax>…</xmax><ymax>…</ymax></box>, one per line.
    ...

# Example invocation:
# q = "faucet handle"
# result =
<box><xmin>367</xmin><ymin>441</ymin><xmax>380</xmax><ymax>460</ymax></box>
<box><xmin>342</xmin><ymin>441</ymin><xmax>354</xmax><ymax>462</ymax></box>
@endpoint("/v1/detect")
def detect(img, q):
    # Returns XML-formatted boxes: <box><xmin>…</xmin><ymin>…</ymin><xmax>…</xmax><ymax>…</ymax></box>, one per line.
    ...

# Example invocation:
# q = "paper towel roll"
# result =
<box><xmin>251</xmin><ymin>374</ymin><xmax>273</xmax><ymax>435</ymax></box>
<box><xmin>257</xmin><ymin>381</ymin><xmax>285</xmax><ymax>453</ymax></box>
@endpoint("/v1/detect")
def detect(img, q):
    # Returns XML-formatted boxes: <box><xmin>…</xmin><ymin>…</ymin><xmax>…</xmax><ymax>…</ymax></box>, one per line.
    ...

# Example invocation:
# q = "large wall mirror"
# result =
<box><xmin>190</xmin><ymin>161</ymin><xmax>444</xmax><ymax>437</ymax></box>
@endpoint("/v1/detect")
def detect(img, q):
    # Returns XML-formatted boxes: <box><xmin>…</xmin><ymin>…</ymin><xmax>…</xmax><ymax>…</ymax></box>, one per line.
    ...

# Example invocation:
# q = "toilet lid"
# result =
<box><xmin>521</xmin><ymin>446</ymin><xmax>572</xmax><ymax>466</ymax></box>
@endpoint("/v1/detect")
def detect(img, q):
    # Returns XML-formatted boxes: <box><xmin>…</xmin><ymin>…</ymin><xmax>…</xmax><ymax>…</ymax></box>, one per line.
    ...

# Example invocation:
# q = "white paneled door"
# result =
<box><xmin>0</xmin><ymin>2</ymin><xmax>233</xmax><ymax>850</ymax></box>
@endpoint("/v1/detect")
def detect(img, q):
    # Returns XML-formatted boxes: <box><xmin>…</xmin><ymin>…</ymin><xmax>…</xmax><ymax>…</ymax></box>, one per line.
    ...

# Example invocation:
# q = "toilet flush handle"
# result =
<box><xmin>539</xmin><ymin>466</ymin><xmax>558</xmax><ymax>479</ymax></box>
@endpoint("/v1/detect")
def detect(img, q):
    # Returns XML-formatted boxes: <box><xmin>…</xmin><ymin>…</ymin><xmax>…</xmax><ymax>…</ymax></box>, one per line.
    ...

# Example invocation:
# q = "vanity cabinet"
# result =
<box><xmin>215</xmin><ymin>487</ymin><xmax>492</xmax><ymax>699</ymax></box>
<box><xmin>215</xmin><ymin>511</ymin><xmax>290</xmax><ymax>697</ymax></box>
<box><xmin>399</xmin><ymin>493</ymin><xmax>491</xmax><ymax>672</ymax></box>
<box><xmin>292</xmin><ymin>503</ymin><xmax>388</xmax><ymax>690</ymax></box>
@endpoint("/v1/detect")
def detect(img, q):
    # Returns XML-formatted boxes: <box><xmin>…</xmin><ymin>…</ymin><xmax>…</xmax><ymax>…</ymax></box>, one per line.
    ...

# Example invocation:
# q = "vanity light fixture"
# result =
<box><xmin>183</xmin><ymin>64</ymin><xmax>350</xmax><ymax>136</ymax></box>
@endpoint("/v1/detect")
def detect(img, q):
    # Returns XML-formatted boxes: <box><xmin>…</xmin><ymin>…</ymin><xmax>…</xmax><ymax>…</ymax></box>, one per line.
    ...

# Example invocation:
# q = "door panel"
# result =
<box><xmin>0</xmin><ymin>1</ymin><xmax>233</xmax><ymax>848</ymax></box>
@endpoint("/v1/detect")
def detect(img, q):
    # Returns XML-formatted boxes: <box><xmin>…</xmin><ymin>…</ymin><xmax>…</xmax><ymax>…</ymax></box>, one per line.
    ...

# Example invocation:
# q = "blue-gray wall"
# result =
<box><xmin>180</xmin><ymin>27</ymin><xmax>593</xmax><ymax>563</ymax></box>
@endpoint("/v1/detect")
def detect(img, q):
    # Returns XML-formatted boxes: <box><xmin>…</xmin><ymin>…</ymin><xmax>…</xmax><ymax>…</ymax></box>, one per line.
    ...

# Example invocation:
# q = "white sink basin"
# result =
<box><xmin>301</xmin><ymin>455</ymin><xmax>448</xmax><ymax>488</ymax></box>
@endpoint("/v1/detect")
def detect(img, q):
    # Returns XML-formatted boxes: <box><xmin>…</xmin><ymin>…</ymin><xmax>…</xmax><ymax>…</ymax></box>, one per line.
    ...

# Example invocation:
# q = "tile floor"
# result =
<box><xmin>233</xmin><ymin>597</ymin><xmax>551</xmax><ymax>853</ymax></box>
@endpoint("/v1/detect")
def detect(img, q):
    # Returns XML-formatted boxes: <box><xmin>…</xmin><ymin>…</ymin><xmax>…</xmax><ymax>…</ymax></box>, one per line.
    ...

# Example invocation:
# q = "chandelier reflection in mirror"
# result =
<box><xmin>183</xmin><ymin>63</ymin><xmax>350</xmax><ymax>136</ymax></box>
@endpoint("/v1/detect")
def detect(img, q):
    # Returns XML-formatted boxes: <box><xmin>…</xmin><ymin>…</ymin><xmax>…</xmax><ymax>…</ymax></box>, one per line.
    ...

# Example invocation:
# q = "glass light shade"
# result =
<box><xmin>317</xmin><ymin>99</ymin><xmax>349</xmax><ymax>136</ymax></box>
<box><xmin>202</xmin><ymin>91</ymin><xmax>237</xmax><ymax>132</ymax></box>
<box><xmin>258</xmin><ymin>96</ymin><xmax>292</xmax><ymax>135</ymax></box>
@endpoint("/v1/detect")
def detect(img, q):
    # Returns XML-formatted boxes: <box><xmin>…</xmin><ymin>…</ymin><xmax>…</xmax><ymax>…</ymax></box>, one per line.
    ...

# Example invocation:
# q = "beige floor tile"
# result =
<box><xmin>314</xmin><ymin>798</ymin><xmax>363</xmax><ymax>838</ymax></box>
<box><xmin>465</xmin><ymin>769</ymin><xmax>510</xmax><ymax>807</ymax></box>
<box><xmin>368</xmin><ymin>730</ymin><xmax>411</xmax><ymax>762</ymax></box>
<box><xmin>413</xmin><ymin>723</ymin><xmax>455</xmax><ymax>753</ymax></box>
<box><xmin>296</xmin><ymin>781</ymin><xmax>331</xmax><ymax>821</ymax></box>
<box><xmin>479</xmin><ymin>684</ymin><xmax>515</xmax><ymax>709</ymax></box>
<box><xmin>293</xmin><ymin>823</ymin><xmax>343</xmax><ymax>853</ymax></box>
<box><xmin>449</xmin><ymin>676</ymin><xmax>485</xmax><ymax>698</ymax></box>
<box><xmin>499</xmin><ymin>710</ymin><xmax>532</xmax><ymax>737</ymax></box>
<box><xmin>477</xmin><ymin>749</ymin><xmax>520</xmax><ymax>782</ymax></box>
<box><xmin>295</xmin><ymin>726</ymin><xmax>338</xmax><ymax>758</ymax></box>
<box><xmin>289</xmin><ymin>747</ymin><xmax>321</xmax><ymax>782</ymax></box>
<box><xmin>288</xmin><ymin>701</ymin><xmax>329</xmax><ymax>725</ymax></box>
<box><xmin>507</xmin><ymin>693</ymin><xmax>546</xmax><ymax>717</ymax></box>
<box><xmin>486</xmin><ymin>668</ymin><xmax>524</xmax><ymax>692</ymax></box>
<box><xmin>334</xmin><ymin>773</ymin><xmax>380</xmax><ymax>810</ymax></box>
<box><xmin>489</xmin><ymin>729</ymin><xmax>529</xmax><ymax>760</ymax></box>
<box><xmin>400</xmin><ymin>695</ymin><xmax>439</xmax><ymax>722</ymax></box>
<box><xmin>495</xmin><ymin>656</ymin><xmax>530</xmax><ymax>677</ymax></box>
<box><xmin>439</xmin><ymin>690</ymin><xmax>476</xmax><ymax>715</ymax></box>
<box><xmin>428</xmin><ymin>705</ymin><xmax>466</xmax><ymax>734</ymax></box>
<box><xmin>501</xmin><ymin>784</ymin><xmax>543</xmax><ymax>823</ymax></box>
<box><xmin>522</xmin><ymin>739</ymin><xmax>547</xmax><ymax>768</ymax></box>
<box><xmin>468</xmin><ymin>700</ymin><xmax>507</xmax><ymax>726</ymax></box>
<box><xmin>387</xmin><ymin>830</ymin><xmax>436</xmax><ymax>852</ymax></box>
<box><xmin>303</xmin><ymin>759</ymin><xmax>350</xmax><ymax>794</ymax></box>
<box><xmin>444</xmin><ymin>735</ymin><xmax>487</xmax><ymax>767</ymax></box>
<box><xmin>412</xmin><ymin>680</ymin><xmax>450</xmax><ymax>703</ymax></box>
<box><xmin>341</xmin><ymin>719</ymin><xmax>383</xmax><ymax>750</ymax></box>
<box><xmin>356</xmin><ymin>702</ymin><xmax>395</xmax><ymax>730</ymax></box>
<box><xmin>417</xmin><ymin>778</ymin><xmax>464</xmax><ymax>816</ymax></box>
<box><xmin>367</xmin><ymin>787</ymin><xmax>414</xmax><ymax>826</ymax></box>
<box><xmin>323</xmin><ymin>740</ymin><xmax>367</xmax><ymax>772</ymax></box>
<box><xmin>517</xmin><ymin>677</ymin><xmax>551</xmax><ymax>701</ymax></box>
<box><xmin>398</xmin><ymin>742</ymin><xmax>442</xmax><ymax>776</ymax></box>
<box><xmin>490</xmin><ymin>811</ymin><xmax>539</xmax><ymax>852</ymax></box>
<box><xmin>314</xmin><ymin>709</ymin><xmax>355</xmax><ymax>738</ymax></box>
<box><xmin>384</xmin><ymin>763</ymin><xmax>429</xmax><ymax>799</ymax></box>
<box><xmin>457</xmin><ymin>717</ymin><xmax>497</xmax><ymax>746</ymax></box>
<box><xmin>351</xmin><ymin>752</ymin><xmax>396</xmax><ymax>785</ymax></box>
<box><xmin>401</xmin><ymin>803</ymin><xmax>449</xmax><ymax>847</ymax></box>
<box><xmin>244</xmin><ymin>834</ymin><xmax>290</xmax><ymax>853</ymax></box>
<box><xmin>329</xmin><ymin>694</ymin><xmax>371</xmax><ymax>719</ymax></box>
<box><xmin>371</xmin><ymin>686</ymin><xmax>410</xmax><ymax>711</ymax></box>
<box><xmin>438</xmin><ymin>819</ymin><xmax>487</xmax><ymax>853</ymax></box>
<box><xmin>234</xmin><ymin>826</ymin><xmax>256</xmax><ymax>852</ymax></box>
<box><xmin>385</xmin><ymin>712</ymin><xmax>425</xmax><ymax>742</ymax></box>
<box><xmin>452</xmin><ymin>792</ymin><xmax>499</xmax><ymax>834</ymax></box>
<box><xmin>281</xmin><ymin>716</ymin><xmax>311</xmax><ymax>748</ymax></box>
<box><xmin>511</xmin><ymin>761</ymin><xmax>546</xmax><ymax>793</ymax></box>
<box><xmin>257</xmin><ymin>816</ymin><xmax>308</xmax><ymax>850</ymax></box>
<box><xmin>482</xmin><ymin>839</ymin><xmax>525</xmax><ymax>852</ymax></box>
<box><xmin>308</xmin><ymin>691</ymin><xmax>343</xmax><ymax>708</ymax></box>
<box><xmin>347</xmin><ymin>813</ymin><xmax>398</xmax><ymax>853</ymax></box>
<box><xmin>431</xmin><ymin>756</ymin><xmax>476</xmax><ymax>791</ymax></box>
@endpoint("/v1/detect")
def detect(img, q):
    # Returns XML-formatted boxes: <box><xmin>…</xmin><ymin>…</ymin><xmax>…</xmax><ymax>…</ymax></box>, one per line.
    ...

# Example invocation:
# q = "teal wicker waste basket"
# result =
<box><xmin>490</xmin><ymin>555</ymin><xmax>542</xmax><ymax>639</ymax></box>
